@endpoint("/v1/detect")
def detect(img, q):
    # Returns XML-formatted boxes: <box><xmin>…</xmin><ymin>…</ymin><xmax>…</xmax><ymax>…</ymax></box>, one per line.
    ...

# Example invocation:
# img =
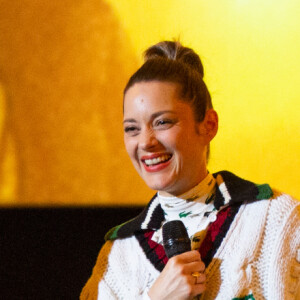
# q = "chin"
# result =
<box><xmin>144</xmin><ymin>177</ymin><xmax>177</xmax><ymax>194</ymax></box>
<box><xmin>143</xmin><ymin>177</ymin><xmax>168</xmax><ymax>191</ymax></box>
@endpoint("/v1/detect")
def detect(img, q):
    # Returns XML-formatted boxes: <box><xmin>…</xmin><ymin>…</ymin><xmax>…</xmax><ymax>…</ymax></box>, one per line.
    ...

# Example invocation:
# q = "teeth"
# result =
<box><xmin>144</xmin><ymin>155</ymin><xmax>171</xmax><ymax>166</ymax></box>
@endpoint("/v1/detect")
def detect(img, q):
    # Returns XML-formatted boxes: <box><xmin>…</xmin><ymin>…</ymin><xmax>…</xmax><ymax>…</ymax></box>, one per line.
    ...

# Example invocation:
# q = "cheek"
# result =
<box><xmin>162</xmin><ymin>130</ymin><xmax>187</xmax><ymax>152</ymax></box>
<box><xmin>124</xmin><ymin>138</ymin><xmax>137</xmax><ymax>160</ymax></box>
<box><xmin>167</xmin><ymin>131</ymin><xmax>200</xmax><ymax>159</ymax></box>
<box><xmin>124</xmin><ymin>136</ymin><xmax>131</xmax><ymax>154</ymax></box>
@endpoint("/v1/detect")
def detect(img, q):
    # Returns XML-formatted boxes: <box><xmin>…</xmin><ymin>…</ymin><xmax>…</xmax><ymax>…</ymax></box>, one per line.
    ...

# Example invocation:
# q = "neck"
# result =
<box><xmin>158</xmin><ymin>169</ymin><xmax>209</xmax><ymax>197</ymax></box>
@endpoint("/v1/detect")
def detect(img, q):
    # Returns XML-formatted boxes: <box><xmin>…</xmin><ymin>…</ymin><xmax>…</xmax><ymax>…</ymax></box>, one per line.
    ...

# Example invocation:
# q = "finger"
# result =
<box><xmin>187</xmin><ymin>276</ymin><xmax>206</xmax><ymax>298</ymax></box>
<box><xmin>172</xmin><ymin>250</ymin><xmax>201</xmax><ymax>263</ymax></box>
<box><xmin>190</xmin><ymin>273</ymin><xmax>206</xmax><ymax>298</ymax></box>
<box><xmin>185</xmin><ymin>260</ymin><xmax>206</xmax><ymax>273</ymax></box>
<box><xmin>193</xmin><ymin>283</ymin><xmax>206</xmax><ymax>296</ymax></box>
<box><xmin>192</xmin><ymin>272</ymin><xmax>206</xmax><ymax>284</ymax></box>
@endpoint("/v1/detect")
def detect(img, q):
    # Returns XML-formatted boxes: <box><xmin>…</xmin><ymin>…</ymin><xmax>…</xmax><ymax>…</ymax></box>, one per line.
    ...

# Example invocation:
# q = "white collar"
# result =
<box><xmin>153</xmin><ymin>173</ymin><xmax>217</xmax><ymax>246</ymax></box>
<box><xmin>157</xmin><ymin>173</ymin><xmax>216</xmax><ymax>218</ymax></box>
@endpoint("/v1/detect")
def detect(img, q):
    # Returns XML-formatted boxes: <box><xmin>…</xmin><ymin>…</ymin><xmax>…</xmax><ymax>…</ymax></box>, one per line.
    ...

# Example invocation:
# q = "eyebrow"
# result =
<box><xmin>123</xmin><ymin>110</ymin><xmax>176</xmax><ymax>124</ymax></box>
<box><xmin>123</xmin><ymin>118</ymin><xmax>136</xmax><ymax>124</ymax></box>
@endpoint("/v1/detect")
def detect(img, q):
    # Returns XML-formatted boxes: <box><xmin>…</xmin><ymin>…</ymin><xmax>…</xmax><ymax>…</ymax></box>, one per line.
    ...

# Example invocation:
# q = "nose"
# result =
<box><xmin>139</xmin><ymin>128</ymin><xmax>158</xmax><ymax>150</ymax></box>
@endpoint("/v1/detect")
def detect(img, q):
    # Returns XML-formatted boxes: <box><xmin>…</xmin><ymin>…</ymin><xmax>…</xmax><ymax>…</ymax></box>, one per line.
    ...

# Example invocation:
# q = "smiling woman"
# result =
<box><xmin>81</xmin><ymin>41</ymin><xmax>300</xmax><ymax>300</ymax></box>
<box><xmin>123</xmin><ymin>81</ymin><xmax>217</xmax><ymax>196</ymax></box>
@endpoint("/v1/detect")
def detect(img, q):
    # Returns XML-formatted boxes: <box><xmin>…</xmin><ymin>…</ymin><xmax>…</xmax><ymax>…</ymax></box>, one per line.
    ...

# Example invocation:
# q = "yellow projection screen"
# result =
<box><xmin>0</xmin><ymin>0</ymin><xmax>299</xmax><ymax>206</ymax></box>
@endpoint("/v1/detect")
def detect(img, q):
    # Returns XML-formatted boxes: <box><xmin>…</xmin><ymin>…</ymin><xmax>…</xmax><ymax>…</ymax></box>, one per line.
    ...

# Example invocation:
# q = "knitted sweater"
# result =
<box><xmin>81</xmin><ymin>171</ymin><xmax>300</xmax><ymax>300</ymax></box>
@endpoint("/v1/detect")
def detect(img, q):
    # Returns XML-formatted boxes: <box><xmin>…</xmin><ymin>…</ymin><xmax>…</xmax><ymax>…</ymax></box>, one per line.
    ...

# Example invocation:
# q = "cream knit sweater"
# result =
<box><xmin>81</xmin><ymin>176</ymin><xmax>300</xmax><ymax>300</ymax></box>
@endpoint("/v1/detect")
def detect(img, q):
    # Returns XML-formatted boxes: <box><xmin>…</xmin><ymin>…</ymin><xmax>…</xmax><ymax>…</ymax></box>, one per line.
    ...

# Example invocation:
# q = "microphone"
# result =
<box><xmin>162</xmin><ymin>220</ymin><xmax>191</xmax><ymax>258</ymax></box>
<box><xmin>163</xmin><ymin>220</ymin><xmax>202</xmax><ymax>300</ymax></box>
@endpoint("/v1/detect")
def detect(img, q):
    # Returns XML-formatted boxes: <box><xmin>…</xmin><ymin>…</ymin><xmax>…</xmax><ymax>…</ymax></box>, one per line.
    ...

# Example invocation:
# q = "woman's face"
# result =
<box><xmin>123</xmin><ymin>81</ymin><xmax>214</xmax><ymax>196</ymax></box>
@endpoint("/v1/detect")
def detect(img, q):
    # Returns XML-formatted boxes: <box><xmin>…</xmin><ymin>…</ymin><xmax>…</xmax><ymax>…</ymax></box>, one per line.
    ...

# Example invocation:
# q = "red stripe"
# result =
<box><xmin>141</xmin><ymin>205</ymin><xmax>235</xmax><ymax>269</ymax></box>
<box><xmin>144</xmin><ymin>230</ymin><xmax>168</xmax><ymax>265</ymax></box>
<box><xmin>199</xmin><ymin>206</ymin><xmax>231</xmax><ymax>260</ymax></box>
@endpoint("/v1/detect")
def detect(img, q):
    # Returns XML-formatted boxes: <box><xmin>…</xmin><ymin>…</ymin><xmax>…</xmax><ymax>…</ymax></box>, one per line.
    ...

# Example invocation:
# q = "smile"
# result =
<box><xmin>141</xmin><ymin>154</ymin><xmax>172</xmax><ymax>172</ymax></box>
<box><xmin>144</xmin><ymin>154</ymin><xmax>172</xmax><ymax>166</ymax></box>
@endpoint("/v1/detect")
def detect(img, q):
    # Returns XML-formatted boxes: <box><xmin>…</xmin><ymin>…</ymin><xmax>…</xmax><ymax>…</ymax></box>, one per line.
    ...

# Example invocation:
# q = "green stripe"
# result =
<box><xmin>105</xmin><ymin>224</ymin><xmax>122</xmax><ymax>241</ymax></box>
<box><xmin>256</xmin><ymin>183</ymin><xmax>273</xmax><ymax>200</ymax></box>
<box><xmin>105</xmin><ymin>216</ymin><xmax>140</xmax><ymax>241</ymax></box>
<box><xmin>232</xmin><ymin>293</ymin><xmax>255</xmax><ymax>300</ymax></box>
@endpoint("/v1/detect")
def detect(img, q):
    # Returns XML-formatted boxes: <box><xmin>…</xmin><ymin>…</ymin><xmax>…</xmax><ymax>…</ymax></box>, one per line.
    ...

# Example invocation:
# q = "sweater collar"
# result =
<box><xmin>158</xmin><ymin>173</ymin><xmax>216</xmax><ymax>212</ymax></box>
<box><xmin>105</xmin><ymin>171</ymin><xmax>273</xmax><ymax>241</ymax></box>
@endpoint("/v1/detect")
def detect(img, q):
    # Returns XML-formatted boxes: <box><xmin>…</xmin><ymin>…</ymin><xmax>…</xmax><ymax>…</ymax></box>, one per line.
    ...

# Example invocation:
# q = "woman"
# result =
<box><xmin>81</xmin><ymin>41</ymin><xmax>300</xmax><ymax>299</ymax></box>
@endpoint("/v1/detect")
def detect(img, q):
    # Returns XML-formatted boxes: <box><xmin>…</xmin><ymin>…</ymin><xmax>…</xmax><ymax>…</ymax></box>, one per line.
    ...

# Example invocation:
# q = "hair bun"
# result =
<box><xmin>144</xmin><ymin>41</ymin><xmax>204</xmax><ymax>78</ymax></box>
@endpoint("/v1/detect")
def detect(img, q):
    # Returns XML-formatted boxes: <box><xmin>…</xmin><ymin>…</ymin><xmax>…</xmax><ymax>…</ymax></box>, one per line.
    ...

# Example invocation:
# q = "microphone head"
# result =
<box><xmin>162</xmin><ymin>220</ymin><xmax>191</xmax><ymax>258</ymax></box>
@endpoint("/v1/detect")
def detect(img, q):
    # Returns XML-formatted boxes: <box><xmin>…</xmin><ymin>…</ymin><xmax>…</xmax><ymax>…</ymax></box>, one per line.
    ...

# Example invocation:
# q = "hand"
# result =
<box><xmin>148</xmin><ymin>250</ymin><xmax>206</xmax><ymax>300</ymax></box>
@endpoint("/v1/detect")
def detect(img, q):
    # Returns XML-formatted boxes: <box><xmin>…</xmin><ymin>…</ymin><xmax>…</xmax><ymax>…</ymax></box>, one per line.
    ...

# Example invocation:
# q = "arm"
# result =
<box><xmin>268</xmin><ymin>200</ymin><xmax>300</xmax><ymax>299</ymax></box>
<box><xmin>290</xmin><ymin>206</ymin><xmax>300</xmax><ymax>299</ymax></box>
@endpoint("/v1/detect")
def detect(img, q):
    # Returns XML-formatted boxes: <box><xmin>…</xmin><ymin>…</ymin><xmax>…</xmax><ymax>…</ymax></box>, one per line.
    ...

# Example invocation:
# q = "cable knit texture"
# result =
<box><xmin>81</xmin><ymin>172</ymin><xmax>300</xmax><ymax>300</ymax></box>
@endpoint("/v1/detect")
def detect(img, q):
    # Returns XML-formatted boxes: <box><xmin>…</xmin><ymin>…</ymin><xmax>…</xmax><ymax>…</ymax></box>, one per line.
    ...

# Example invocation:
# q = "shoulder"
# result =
<box><xmin>226</xmin><ymin>189</ymin><xmax>299</xmax><ymax>252</ymax></box>
<box><xmin>256</xmin><ymin>190</ymin><xmax>299</xmax><ymax>266</ymax></box>
<box><xmin>102</xmin><ymin>235</ymin><xmax>142</xmax><ymax>261</ymax></box>
<box><xmin>101</xmin><ymin>235</ymin><xmax>156</xmax><ymax>270</ymax></box>
<box><xmin>267</xmin><ymin>189</ymin><xmax>300</xmax><ymax>224</ymax></box>
<box><xmin>246</xmin><ymin>189</ymin><xmax>300</xmax><ymax>234</ymax></box>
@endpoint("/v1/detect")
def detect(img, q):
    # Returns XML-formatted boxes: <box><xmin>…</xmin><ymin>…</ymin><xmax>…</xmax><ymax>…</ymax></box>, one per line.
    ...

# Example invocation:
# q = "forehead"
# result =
<box><xmin>123</xmin><ymin>81</ymin><xmax>186</xmax><ymax>115</ymax></box>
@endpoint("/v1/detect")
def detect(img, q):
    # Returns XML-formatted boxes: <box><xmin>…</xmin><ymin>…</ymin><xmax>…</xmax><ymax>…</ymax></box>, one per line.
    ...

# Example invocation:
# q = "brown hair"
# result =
<box><xmin>124</xmin><ymin>41</ymin><xmax>213</xmax><ymax>123</ymax></box>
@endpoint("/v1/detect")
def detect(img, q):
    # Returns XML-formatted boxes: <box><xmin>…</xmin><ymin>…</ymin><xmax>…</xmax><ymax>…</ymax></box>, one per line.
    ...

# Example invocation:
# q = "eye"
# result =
<box><xmin>154</xmin><ymin>119</ymin><xmax>174</xmax><ymax>129</ymax></box>
<box><xmin>124</xmin><ymin>125</ymin><xmax>140</xmax><ymax>136</ymax></box>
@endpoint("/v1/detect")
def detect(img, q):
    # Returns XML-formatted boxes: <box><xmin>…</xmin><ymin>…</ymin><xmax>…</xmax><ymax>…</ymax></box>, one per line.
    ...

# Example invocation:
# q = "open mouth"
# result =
<box><xmin>143</xmin><ymin>154</ymin><xmax>172</xmax><ymax>167</ymax></box>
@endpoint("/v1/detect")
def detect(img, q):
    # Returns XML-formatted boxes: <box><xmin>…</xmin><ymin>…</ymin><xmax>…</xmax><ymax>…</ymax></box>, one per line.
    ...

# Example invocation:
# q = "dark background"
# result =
<box><xmin>0</xmin><ymin>206</ymin><xmax>143</xmax><ymax>299</ymax></box>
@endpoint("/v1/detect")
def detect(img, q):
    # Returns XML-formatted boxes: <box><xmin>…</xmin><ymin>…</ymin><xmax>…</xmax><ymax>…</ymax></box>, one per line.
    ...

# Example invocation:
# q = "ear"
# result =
<box><xmin>196</xmin><ymin>109</ymin><xmax>218</xmax><ymax>143</ymax></box>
